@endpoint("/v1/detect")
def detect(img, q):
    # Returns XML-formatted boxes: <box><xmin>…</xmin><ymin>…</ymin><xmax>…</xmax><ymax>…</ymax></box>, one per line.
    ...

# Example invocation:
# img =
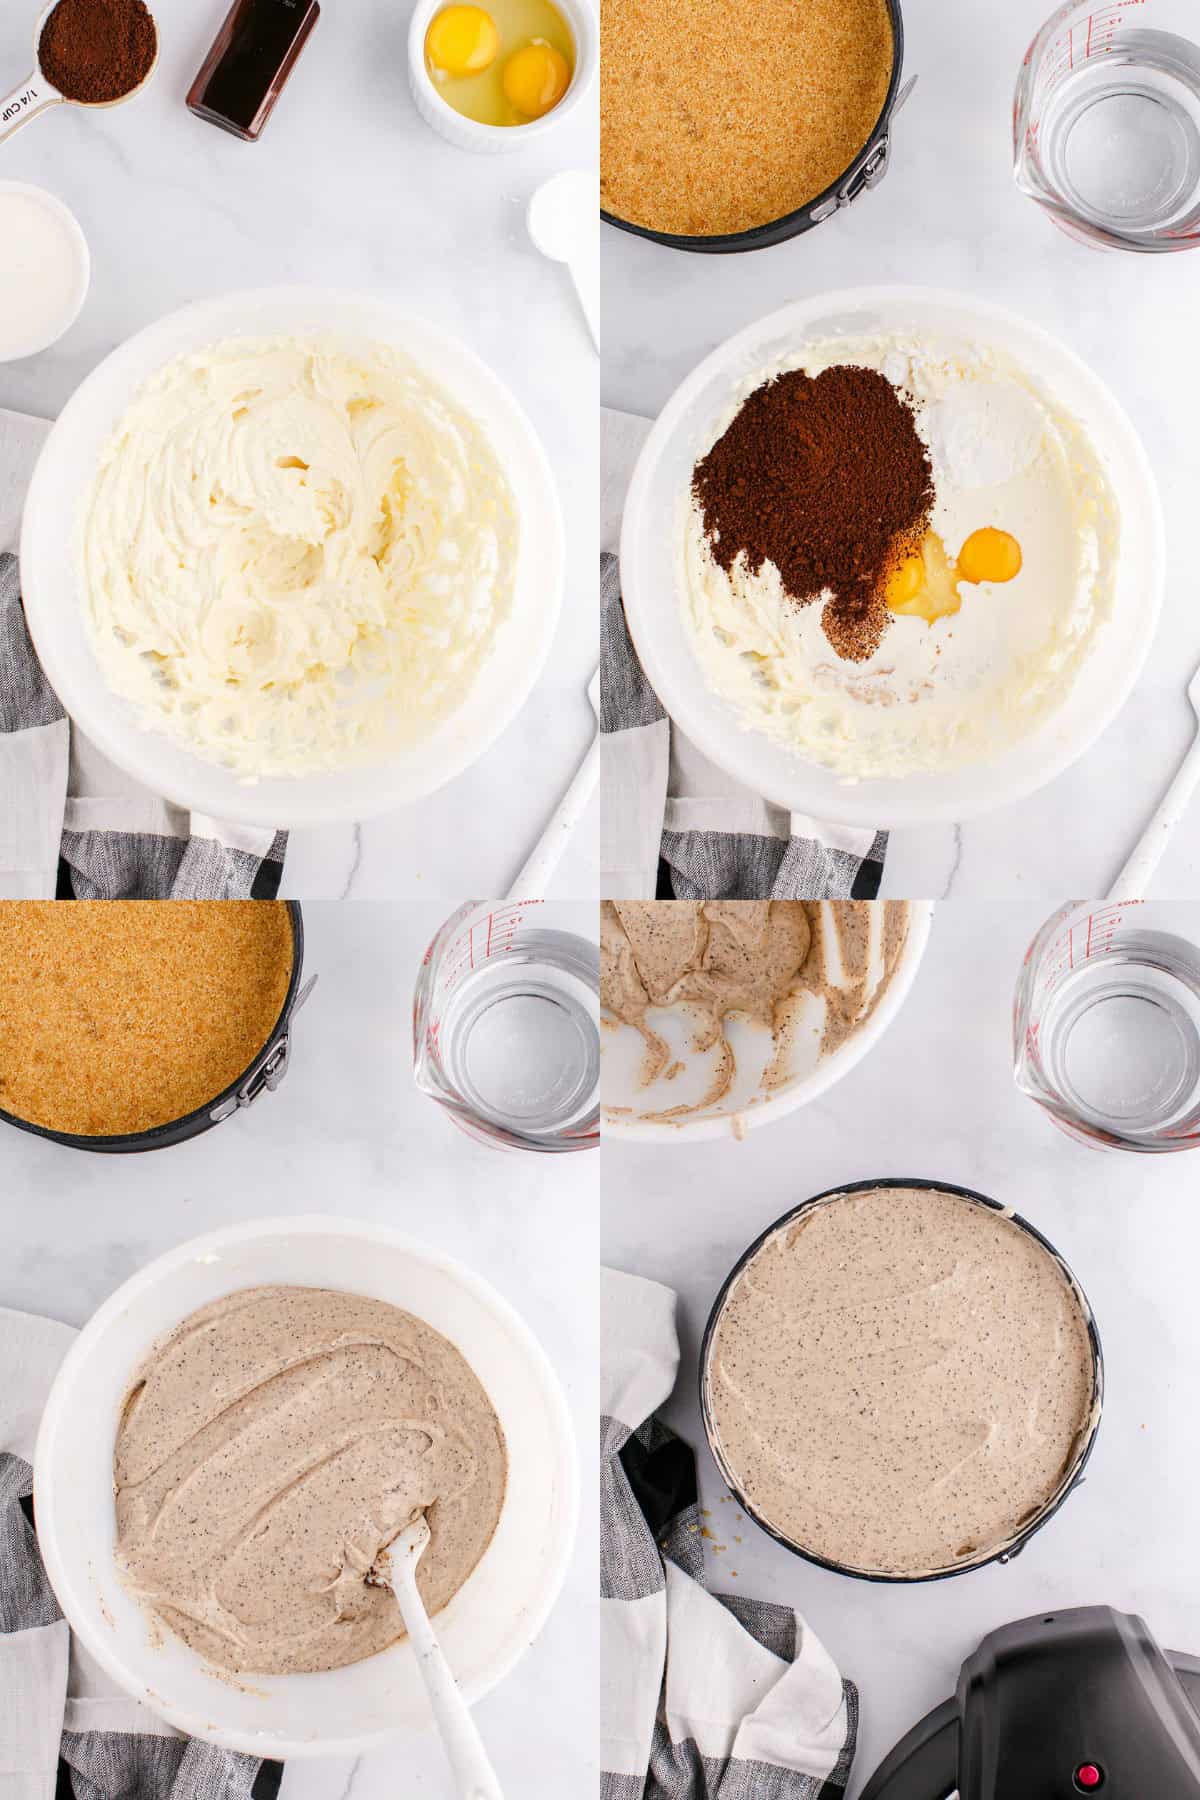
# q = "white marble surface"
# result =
<box><xmin>602</xmin><ymin>0</ymin><xmax>1200</xmax><ymax>900</ymax></box>
<box><xmin>0</xmin><ymin>901</ymin><xmax>598</xmax><ymax>1800</ymax></box>
<box><xmin>603</xmin><ymin>901</ymin><xmax>1200</xmax><ymax>1795</ymax></box>
<box><xmin>0</xmin><ymin>0</ymin><xmax>598</xmax><ymax>900</ymax></box>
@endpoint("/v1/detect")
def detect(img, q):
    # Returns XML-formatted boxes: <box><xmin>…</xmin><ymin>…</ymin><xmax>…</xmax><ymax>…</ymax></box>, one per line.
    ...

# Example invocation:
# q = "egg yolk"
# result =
<box><xmin>957</xmin><ymin>526</ymin><xmax>1023</xmax><ymax>586</ymax></box>
<box><xmin>425</xmin><ymin>5</ymin><xmax>499</xmax><ymax>79</ymax></box>
<box><xmin>885</xmin><ymin>526</ymin><xmax>1023</xmax><ymax>625</ymax></box>
<box><xmin>501</xmin><ymin>41</ymin><xmax>570</xmax><ymax>117</ymax></box>
<box><xmin>886</xmin><ymin>535</ymin><xmax>962</xmax><ymax>623</ymax></box>
<box><xmin>885</xmin><ymin>554</ymin><xmax>924</xmax><ymax>611</ymax></box>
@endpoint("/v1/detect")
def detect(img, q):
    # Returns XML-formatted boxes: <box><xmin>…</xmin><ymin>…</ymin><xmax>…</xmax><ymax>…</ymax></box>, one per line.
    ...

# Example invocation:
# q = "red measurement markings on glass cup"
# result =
<box><xmin>428</xmin><ymin>904</ymin><xmax>543</xmax><ymax>1065</ymax></box>
<box><xmin>440</xmin><ymin>902</ymin><xmax>542</xmax><ymax>994</ymax></box>
<box><xmin>1038</xmin><ymin>906</ymin><xmax>1128</xmax><ymax>1002</ymax></box>
<box><xmin>1043</xmin><ymin>4</ymin><xmax>1139</xmax><ymax>87</ymax></box>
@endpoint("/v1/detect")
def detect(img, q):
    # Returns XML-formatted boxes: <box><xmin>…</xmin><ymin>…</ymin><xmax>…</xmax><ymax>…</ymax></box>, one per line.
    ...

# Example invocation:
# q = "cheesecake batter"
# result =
<box><xmin>82</xmin><ymin>337</ymin><xmax>518</xmax><ymax>779</ymax></box>
<box><xmin>682</xmin><ymin>333</ymin><xmax>1119</xmax><ymax>779</ymax></box>
<box><xmin>113</xmin><ymin>1286</ymin><xmax>507</xmax><ymax>1675</ymax></box>
<box><xmin>601</xmin><ymin>900</ymin><xmax>908</xmax><ymax>1118</ymax></box>
<box><xmin>706</xmin><ymin>1186</ymin><xmax>1097</xmax><ymax>1575</ymax></box>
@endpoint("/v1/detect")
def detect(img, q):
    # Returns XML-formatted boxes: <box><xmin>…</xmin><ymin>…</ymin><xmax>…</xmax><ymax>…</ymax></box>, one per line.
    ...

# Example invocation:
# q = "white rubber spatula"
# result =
<box><xmin>1107</xmin><ymin>661</ymin><xmax>1200</xmax><ymax>900</ymax></box>
<box><xmin>370</xmin><ymin>1517</ymin><xmax>503</xmax><ymax>1800</ymax></box>
<box><xmin>527</xmin><ymin>170</ymin><xmax>599</xmax><ymax>352</ymax></box>
<box><xmin>506</xmin><ymin>667</ymin><xmax>599</xmax><ymax>900</ymax></box>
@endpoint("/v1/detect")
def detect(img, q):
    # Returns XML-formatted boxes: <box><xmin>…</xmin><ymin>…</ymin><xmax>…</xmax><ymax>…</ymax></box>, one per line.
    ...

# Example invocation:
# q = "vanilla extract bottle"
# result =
<box><xmin>187</xmin><ymin>0</ymin><xmax>320</xmax><ymax>141</ymax></box>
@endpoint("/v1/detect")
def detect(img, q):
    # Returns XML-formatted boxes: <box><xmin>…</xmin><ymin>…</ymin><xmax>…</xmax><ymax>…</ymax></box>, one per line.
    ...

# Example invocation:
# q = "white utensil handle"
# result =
<box><xmin>395</xmin><ymin>1570</ymin><xmax>504</xmax><ymax>1800</ymax></box>
<box><xmin>0</xmin><ymin>70</ymin><xmax>62</xmax><ymax>144</ymax></box>
<box><xmin>568</xmin><ymin>257</ymin><xmax>599</xmax><ymax>353</ymax></box>
<box><xmin>1107</xmin><ymin>733</ymin><xmax>1200</xmax><ymax>901</ymax></box>
<box><xmin>506</xmin><ymin>735</ymin><xmax>598</xmax><ymax>901</ymax></box>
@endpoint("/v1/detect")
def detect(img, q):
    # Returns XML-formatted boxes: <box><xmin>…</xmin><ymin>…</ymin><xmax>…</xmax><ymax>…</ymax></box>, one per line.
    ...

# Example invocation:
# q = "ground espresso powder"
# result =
<box><xmin>39</xmin><ymin>0</ymin><xmax>157</xmax><ymax>105</ymax></box>
<box><xmin>693</xmin><ymin>365</ymin><xmax>935</xmax><ymax>662</ymax></box>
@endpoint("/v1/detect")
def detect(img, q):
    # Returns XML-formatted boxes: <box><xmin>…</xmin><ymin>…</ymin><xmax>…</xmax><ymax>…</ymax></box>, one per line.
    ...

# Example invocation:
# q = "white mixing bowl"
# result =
<box><xmin>602</xmin><ymin>901</ymin><xmax>933</xmax><ymax>1143</ymax></box>
<box><xmin>33</xmin><ymin>1216</ymin><xmax>578</xmax><ymax>1758</ymax></box>
<box><xmin>20</xmin><ymin>288</ymin><xmax>564</xmax><ymax>828</ymax></box>
<box><xmin>620</xmin><ymin>286</ymin><xmax>1165</xmax><ymax>828</ymax></box>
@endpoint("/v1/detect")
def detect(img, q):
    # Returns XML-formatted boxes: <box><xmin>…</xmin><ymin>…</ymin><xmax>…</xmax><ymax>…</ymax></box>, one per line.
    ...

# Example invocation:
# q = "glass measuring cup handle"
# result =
<box><xmin>0</xmin><ymin>69</ymin><xmax>63</xmax><ymax>144</ymax></box>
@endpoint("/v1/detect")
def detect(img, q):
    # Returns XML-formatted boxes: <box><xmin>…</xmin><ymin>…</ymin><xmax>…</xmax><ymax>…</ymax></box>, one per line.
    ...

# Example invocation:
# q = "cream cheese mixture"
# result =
<box><xmin>682</xmin><ymin>334</ymin><xmax>1119</xmax><ymax>779</ymax></box>
<box><xmin>113</xmin><ymin>1286</ymin><xmax>507</xmax><ymax>1675</ymax></box>
<box><xmin>82</xmin><ymin>338</ymin><xmax>517</xmax><ymax>779</ymax></box>
<box><xmin>706</xmin><ymin>1186</ymin><xmax>1097</xmax><ymax>1575</ymax></box>
<box><xmin>601</xmin><ymin>900</ymin><xmax>908</xmax><ymax>1118</ymax></box>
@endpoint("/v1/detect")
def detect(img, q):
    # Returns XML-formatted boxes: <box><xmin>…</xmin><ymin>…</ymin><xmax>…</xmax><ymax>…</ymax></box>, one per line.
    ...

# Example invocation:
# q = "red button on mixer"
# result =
<box><xmin>1074</xmin><ymin>1766</ymin><xmax>1103</xmax><ymax>1791</ymax></box>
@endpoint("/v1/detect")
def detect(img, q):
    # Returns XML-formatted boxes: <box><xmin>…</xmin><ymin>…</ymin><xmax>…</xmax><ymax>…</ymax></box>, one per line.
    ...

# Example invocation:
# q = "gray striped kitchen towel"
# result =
<box><xmin>0</xmin><ymin>410</ymin><xmax>285</xmax><ymax>900</ymax></box>
<box><xmin>0</xmin><ymin>1307</ymin><xmax>281</xmax><ymax>1800</ymax></box>
<box><xmin>601</xmin><ymin>1268</ymin><xmax>857</xmax><ymax>1800</ymax></box>
<box><xmin>600</xmin><ymin>408</ymin><xmax>887</xmax><ymax>901</ymax></box>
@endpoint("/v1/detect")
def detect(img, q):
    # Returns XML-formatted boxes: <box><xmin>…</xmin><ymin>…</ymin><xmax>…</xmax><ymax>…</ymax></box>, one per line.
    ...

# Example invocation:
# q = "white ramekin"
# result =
<box><xmin>33</xmin><ymin>1216</ymin><xmax>579</xmax><ymax>1758</ymax></box>
<box><xmin>0</xmin><ymin>180</ymin><xmax>89</xmax><ymax>361</ymax></box>
<box><xmin>408</xmin><ymin>0</ymin><xmax>597</xmax><ymax>154</ymax></box>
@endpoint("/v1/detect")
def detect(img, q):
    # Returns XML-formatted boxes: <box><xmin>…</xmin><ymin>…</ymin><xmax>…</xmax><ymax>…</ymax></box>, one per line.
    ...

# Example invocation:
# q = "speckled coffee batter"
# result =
<box><xmin>600</xmin><ymin>900</ymin><xmax>908</xmax><ymax>1117</ymax></box>
<box><xmin>114</xmin><ymin>1286</ymin><xmax>507</xmax><ymax>1675</ymax></box>
<box><xmin>706</xmin><ymin>1186</ymin><xmax>1097</xmax><ymax>1575</ymax></box>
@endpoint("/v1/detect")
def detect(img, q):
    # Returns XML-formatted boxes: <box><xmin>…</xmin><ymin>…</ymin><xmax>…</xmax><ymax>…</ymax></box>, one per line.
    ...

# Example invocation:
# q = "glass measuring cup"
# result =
<box><xmin>413</xmin><ymin>899</ymin><xmax>600</xmax><ymax>1153</ymax></box>
<box><xmin>1014</xmin><ymin>0</ymin><xmax>1200</xmax><ymax>250</ymax></box>
<box><xmin>1014</xmin><ymin>900</ymin><xmax>1200</xmax><ymax>1151</ymax></box>
<box><xmin>0</xmin><ymin>2</ymin><xmax>158</xmax><ymax>145</ymax></box>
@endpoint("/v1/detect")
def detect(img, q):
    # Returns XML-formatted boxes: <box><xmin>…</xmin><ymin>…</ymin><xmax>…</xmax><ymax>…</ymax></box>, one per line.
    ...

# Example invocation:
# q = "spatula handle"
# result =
<box><xmin>1107</xmin><ymin>731</ymin><xmax>1200</xmax><ymax>901</ymax></box>
<box><xmin>393</xmin><ymin>1568</ymin><xmax>504</xmax><ymax>1800</ymax></box>
<box><xmin>506</xmin><ymin>734</ymin><xmax>599</xmax><ymax>901</ymax></box>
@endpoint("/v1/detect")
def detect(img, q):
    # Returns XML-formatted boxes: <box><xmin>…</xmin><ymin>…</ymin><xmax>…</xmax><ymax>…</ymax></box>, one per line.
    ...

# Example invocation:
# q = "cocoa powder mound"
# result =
<box><xmin>39</xmin><ymin>0</ymin><xmax>157</xmax><ymax>106</ymax></box>
<box><xmin>692</xmin><ymin>364</ymin><xmax>935</xmax><ymax>662</ymax></box>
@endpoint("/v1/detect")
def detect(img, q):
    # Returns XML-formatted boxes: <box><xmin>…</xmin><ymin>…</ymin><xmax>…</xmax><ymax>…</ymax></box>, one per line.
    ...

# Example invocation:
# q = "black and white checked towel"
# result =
<box><xmin>601</xmin><ymin>1268</ymin><xmax>857</xmax><ymax>1800</ymax></box>
<box><xmin>0</xmin><ymin>409</ymin><xmax>285</xmax><ymax>901</ymax></box>
<box><xmin>601</xmin><ymin>408</ymin><xmax>887</xmax><ymax>901</ymax></box>
<box><xmin>0</xmin><ymin>1307</ymin><xmax>281</xmax><ymax>1800</ymax></box>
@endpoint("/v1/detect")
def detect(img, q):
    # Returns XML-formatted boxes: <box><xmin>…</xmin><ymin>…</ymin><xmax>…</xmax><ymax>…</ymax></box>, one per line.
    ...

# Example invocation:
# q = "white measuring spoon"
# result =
<box><xmin>527</xmin><ymin>170</ymin><xmax>599</xmax><ymax>353</ymax></box>
<box><xmin>369</xmin><ymin>1517</ymin><xmax>504</xmax><ymax>1800</ymax></box>
<box><xmin>0</xmin><ymin>1</ymin><xmax>158</xmax><ymax>145</ymax></box>
<box><xmin>1107</xmin><ymin>661</ymin><xmax>1200</xmax><ymax>900</ymax></box>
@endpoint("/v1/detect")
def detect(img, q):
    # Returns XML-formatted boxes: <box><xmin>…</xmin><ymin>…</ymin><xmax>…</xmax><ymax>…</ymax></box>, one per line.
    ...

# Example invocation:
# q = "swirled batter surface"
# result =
<box><xmin>83</xmin><ymin>338</ymin><xmax>517</xmax><ymax>778</ymax></box>
<box><xmin>601</xmin><ymin>900</ymin><xmax>908</xmax><ymax>1118</ymax></box>
<box><xmin>707</xmin><ymin>1186</ymin><xmax>1096</xmax><ymax>1574</ymax></box>
<box><xmin>114</xmin><ymin>1286</ymin><xmax>507</xmax><ymax>1675</ymax></box>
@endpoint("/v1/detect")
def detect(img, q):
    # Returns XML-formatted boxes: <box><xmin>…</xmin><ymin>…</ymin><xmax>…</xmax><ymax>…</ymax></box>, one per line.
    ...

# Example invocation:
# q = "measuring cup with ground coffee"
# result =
<box><xmin>1</xmin><ymin>0</ymin><xmax>157</xmax><ymax>146</ymax></box>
